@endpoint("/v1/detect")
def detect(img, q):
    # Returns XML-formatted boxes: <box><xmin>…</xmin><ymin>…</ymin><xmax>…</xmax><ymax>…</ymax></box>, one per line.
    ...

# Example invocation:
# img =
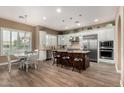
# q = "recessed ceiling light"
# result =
<box><xmin>19</xmin><ymin>15</ymin><xmax>27</xmax><ymax>19</ymax></box>
<box><xmin>62</xmin><ymin>20</ymin><xmax>64</xmax><ymax>22</ymax></box>
<box><xmin>79</xmin><ymin>14</ymin><xmax>82</xmax><ymax>16</ymax></box>
<box><xmin>70</xmin><ymin>17</ymin><xmax>73</xmax><ymax>20</ymax></box>
<box><xmin>77</xmin><ymin>23</ymin><xmax>81</xmax><ymax>26</ymax></box>
<box><xmin>94</xmin><ymin>19</ymin><xmax>99</xmax><ymax>22</ymax></box>
<box><xmin>65</xmin><ymin>26</ymin><xmax>68</xmax><ymax>29</ymax></box>
<box><xmin>42</xmin><ymin>16</ymin><xmax>47</xmax><ymax>20</ymax></box>
<box><xmin>56</xmin><ymin>8</ymin><xmax>61</xmax><ymax>13</ymax></box>
<box><xmin>19</xmin><ymin>16</ymin><xmax>24</xmax><ymax>19</ymax></box>
<box><xmin>75</xmin><ymin>21</ymin><xmax>79</xmax><ymax>23</ymax></box>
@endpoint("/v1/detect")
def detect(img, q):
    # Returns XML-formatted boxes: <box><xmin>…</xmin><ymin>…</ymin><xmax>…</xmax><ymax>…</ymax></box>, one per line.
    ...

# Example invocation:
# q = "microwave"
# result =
<box><xmin>100</xmin><ymin>41</ymin><xmax>113</xmax><ymax>48</ymax></box>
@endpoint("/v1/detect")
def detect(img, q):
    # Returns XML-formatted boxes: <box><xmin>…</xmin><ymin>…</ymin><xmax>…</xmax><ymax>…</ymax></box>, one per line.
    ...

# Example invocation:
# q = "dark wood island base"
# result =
<box><xmin>53</xmin><ymin>50</ymin><xmax>90</xmax><ymax>73</ymax></box>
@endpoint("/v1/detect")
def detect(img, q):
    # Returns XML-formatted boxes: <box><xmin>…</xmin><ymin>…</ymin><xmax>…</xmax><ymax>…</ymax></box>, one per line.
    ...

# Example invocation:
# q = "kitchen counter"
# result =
<box><xmin>53</xmin><ymin>50</ymin><xmax>90</xmax><ymax>54</ymax></box>
<box><xmin>53</xmin><ymin>49</ymin><xmax>90</xmax><ymax>71</ymax></box>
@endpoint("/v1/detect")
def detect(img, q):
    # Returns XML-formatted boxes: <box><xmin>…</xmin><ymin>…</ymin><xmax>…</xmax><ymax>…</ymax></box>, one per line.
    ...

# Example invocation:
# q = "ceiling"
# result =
<box><xmin>0</xmin><ymin>6</ymin><xmax>118</xmax><ymax>31</ymax></box>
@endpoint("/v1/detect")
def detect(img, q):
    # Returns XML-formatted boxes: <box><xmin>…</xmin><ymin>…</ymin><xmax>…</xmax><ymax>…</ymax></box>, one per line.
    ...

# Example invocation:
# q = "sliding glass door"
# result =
<box><xmin>2</xmin><ymin>30</ymin><xmax>11</xmax><ymax>55</ymax></box>
<box><xmin>25</xmin><ymin>32</ymin><xmax>32</xmax><ymax>51</ymax></box>
<box><xmin>11</xmin><ymin>31</ymin><xmax>18</xmax><ymax>54</ymax></box>
<box><xmin>0</xmin><ymin>28</ymin><xmax>32</xmax><ymax>55</ymax></box>
<box><xmin>18</xmin><ymin>32</ymin><xmax>26</xmax><ymax>53</ymax></box>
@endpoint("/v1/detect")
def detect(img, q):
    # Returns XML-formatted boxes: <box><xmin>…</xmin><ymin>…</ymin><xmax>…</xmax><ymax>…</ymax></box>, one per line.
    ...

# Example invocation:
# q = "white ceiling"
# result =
<box><xmin>0</xmin><ymin>6</ymin><xmax>118</xmax><ymax>31</ymax></box>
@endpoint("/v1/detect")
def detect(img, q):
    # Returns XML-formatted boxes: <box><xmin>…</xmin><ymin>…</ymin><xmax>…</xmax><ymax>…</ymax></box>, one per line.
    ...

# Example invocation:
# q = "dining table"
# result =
<box><xmin>14</xmin><ymin>51</ymin><xmax>38</xmax><ymax>71</ymax></box>
<box><xmin>14</xmin><ymin>53</ymin><xmax>29</xmax><ymax>71</ymax></box>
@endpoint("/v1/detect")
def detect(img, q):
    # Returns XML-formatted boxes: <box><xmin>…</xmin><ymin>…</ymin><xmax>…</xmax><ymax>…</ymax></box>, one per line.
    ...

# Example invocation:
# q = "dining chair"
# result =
<box><xmin>23</xmin><ymin>52</ymin><xmax>38</xmax><ymax>72</ymax></box>
<box><xmin>8</xmin><ymin>55</ymin><xmax>21</xmax><ymax>72</ymax></box>
<box><xmin>67</xmin><ymin>52</ymin><xmax>74</xmax><ymax>67</ymax></box>
<box><xmin>60</xmin><ymin>52</ymin><xmax>70</xmax><ymax>67</ymax></box>
<box><xmin>52</xmin><ymin>51</ymin><xmax>57</xmax><ymax>65</ymax></box>
<box><xmin>55</xmin><ymin>52</ymin><xmax>62</xmax><ymax>66</ymax></box>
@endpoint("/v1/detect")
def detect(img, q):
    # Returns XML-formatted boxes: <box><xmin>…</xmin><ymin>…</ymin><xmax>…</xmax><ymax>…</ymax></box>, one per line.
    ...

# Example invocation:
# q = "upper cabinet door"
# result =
<box><xmin>46</xmin><ymin>34</ymin><xmax>57</xmax><ymax>47</ymax></box>
<box><xmin>98</xmin><ymin>27</ymin><xmax>115</xmax><ymax>41</ymax></box>
<box><xmin>106</xmin><ymin>28</ymin><xmax>115</xmax><ymax>40</ymax></box>
<box><xmin>39</xmin><ymin>31</ymin><xmax>47</xmax><ymax>49</ymax></box>
<box><xmin>57</xmin><ymin>35</ymin><xmax>63</xmax><ymax>45</ymax></box>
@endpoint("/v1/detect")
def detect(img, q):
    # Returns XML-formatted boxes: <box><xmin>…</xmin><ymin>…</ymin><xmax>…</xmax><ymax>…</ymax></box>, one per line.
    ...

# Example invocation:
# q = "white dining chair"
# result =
<box><xmin>8</xmin><ymin>55</ymin><xmax>22</xmax><ymax>72</ymax></box>
<box><xmin>23</xmin><ymin>52</ymin><xmax>38</xmax><ymax>72</ymax></box>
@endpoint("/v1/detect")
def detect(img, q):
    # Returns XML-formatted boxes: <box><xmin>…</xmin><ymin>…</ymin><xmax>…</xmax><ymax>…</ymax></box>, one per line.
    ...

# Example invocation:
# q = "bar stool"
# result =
<box><xmin>67</xmin><ymin>52</ymin><xmax>74</xmax><ymax>67</ymax></box>
<box><xmin>55</xmin><ymin>52</ymin><xmax>62</xmax><ymax>66</ymax></box>
<box><xmin>52</xmin><ymin>51</ymin><xmax>57</xmax><ymax>65</ymax></box>
<box><xmin>72</xmin><ymin>53</ymin><xmax>85</xmax><ymax>73</ymax></box>
<box><xmin>60</xmin><ymin>52</ymin><xmax>70</xmax><ymax>67</ymax></box>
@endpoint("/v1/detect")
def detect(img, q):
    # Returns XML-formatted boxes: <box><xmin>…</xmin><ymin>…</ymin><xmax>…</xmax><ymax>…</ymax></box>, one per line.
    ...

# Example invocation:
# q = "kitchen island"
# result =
<box><xmin>53</xmin><ymin>50</ymin><xmax>90</xmax><ymax>72</ymax></box>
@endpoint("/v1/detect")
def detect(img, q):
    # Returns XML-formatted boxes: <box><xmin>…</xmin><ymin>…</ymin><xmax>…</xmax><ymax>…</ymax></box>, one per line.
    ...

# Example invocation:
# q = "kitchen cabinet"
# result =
<box><xmin>57</xmin><ymin>31</ymin><xmax>83</xmax><ymax>46</ymax></box>
<box><xmin>52</xmin><ymin>35</ymin><xmax>57</xmax><ymax>47</ymax></box>
<box><xmin>58</xmin><ymin>34</ymin><xmax>69</xmax><ymax>45</ymax></box>
<box><xmin>58</xmin><ymin>35</ymin><xmax>64</xmax><ymax>45</ymax></box>
<box><xmin>81</xmin><ymin>27</ymin><xmax>114</xmax><ymax>44</ymax></box>
<box><xmin>38</xmin><ymin>31</ymin><xmax>47</xmax><ymax>61</ymax></box>
<box><xmin>57</xmin><ymin>27</ymin><xmax>114</xmax><ymax>51</ymax></box>
<box><xmin>98</xmin><ymin>27</ymin><xmax>115</xmax><ymax>63</ymax></box>
<box><xmin>98</xmin><ymin>27</ymin><xmax>114</xmax><ymax>41</ymax></box>
<box><xmin>57</xmin><ymin>35</ymin><xmax>60</xmax><ymax>45</ymax></box>
<box><xmin>39</xmin><ymin>31</ymin><xmax>47</xmax><ymax>50</ymax></box>
<box><xmin>38</xmin><ymin>32</ymin><xmax>58</xmax><ymax>61</ymax></box>
<box><xmin>39</xmin><ymin>51</ymin><xmax>46</xmax><ymax>61</ymax></box>
<box><xmin>82</xmin><ymin>29</ymin><xmax>98</xmax><ymax>37</ymax></box>
<box><xmin>64</xmin><ymin>34</ymin><xmax>70</xmax><ymax>46</ymax></box>
<box><xmin>46</xmin><ymin>34</ymin><xmax>57</xmax><ymax>47</ymax></box>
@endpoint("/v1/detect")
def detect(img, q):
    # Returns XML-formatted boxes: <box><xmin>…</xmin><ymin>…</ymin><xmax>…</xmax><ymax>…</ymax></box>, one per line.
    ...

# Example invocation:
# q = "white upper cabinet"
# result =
<box><xmin>57</xmin><ymin>27</ymin><xmax>115</xmax><ymax>46</ymax></box>
<box><xmin>39</xmin><ymin>31</ymin><xmax>57</xmax><ymax>49</ymax></box>
<box><xmin>57</xmin><ymin>34</ymin><xmax>70</xmax><ymax>46</ymax></box>
<box><xmin>46</xmin><ymin>34</ymin><xmax>57</xmax><ymax>47</ymax></box>
<box><xmin>58</xmin><ymin>35</ymin><xmax>64</xmax><ymax>45</ymax></box>
<box><xmin>39</xmin><ymin>31</ymin><xmax>47</xmax><ymax>50</ymax></box>
<box><xmin>82</xmin><ymin>29</ymin><xmax>98</xmax><ymax>36</ymax></box>
<box><xmin>64</xmin><ymin>34</ymin><xmax>71</xmax><ymax>46</ymax></box>
<box><xmin>98</xmin><ymin>27</ymin><xmax>115</xmax><ymax>41</ymax></box>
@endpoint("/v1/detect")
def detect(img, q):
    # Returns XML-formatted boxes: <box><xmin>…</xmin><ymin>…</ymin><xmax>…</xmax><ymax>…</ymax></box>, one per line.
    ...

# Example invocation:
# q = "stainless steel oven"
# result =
<box><xmin>99</xmin><ymin>41</ymin><xmax>114</xmax><ymax>60</ymax></box>
<box><xmin>100</xmin><ymin>41</ymin><xmax>113</xmax><ymax>49</ymax></box>
<box><xmin>100</xmin><ymin>49</ymin><xmax>113</xmax><ymax>60</ymax></box>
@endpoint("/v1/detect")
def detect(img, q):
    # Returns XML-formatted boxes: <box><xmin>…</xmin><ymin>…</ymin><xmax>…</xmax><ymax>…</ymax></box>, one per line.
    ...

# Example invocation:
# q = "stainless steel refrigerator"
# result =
<box><xmin>83</xmin><ymin>34</ymin><xmax>98</xmax><ymax>62</ymax></box>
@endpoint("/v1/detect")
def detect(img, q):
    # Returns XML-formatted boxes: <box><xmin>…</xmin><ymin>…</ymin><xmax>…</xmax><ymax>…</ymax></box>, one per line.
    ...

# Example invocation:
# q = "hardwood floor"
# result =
<box><xmin>0</xmin><ymin>61</ymin><xmax>120</xmax><ymax>87</ymax></box>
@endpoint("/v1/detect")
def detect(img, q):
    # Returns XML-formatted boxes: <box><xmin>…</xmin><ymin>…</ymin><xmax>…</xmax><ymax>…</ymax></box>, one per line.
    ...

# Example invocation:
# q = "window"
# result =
<box><xmin>0</xmin><ymin>28</ymin><xmax>32</xmax><ymax>55</ymax></box>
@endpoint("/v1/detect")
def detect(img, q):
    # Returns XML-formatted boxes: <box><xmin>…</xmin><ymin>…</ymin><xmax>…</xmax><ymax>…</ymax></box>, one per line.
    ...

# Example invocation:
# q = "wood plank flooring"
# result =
<box><xmin>0</xmin><ymin>61</ymin><xmax>120</xmax><ymax>87</ymax></box>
